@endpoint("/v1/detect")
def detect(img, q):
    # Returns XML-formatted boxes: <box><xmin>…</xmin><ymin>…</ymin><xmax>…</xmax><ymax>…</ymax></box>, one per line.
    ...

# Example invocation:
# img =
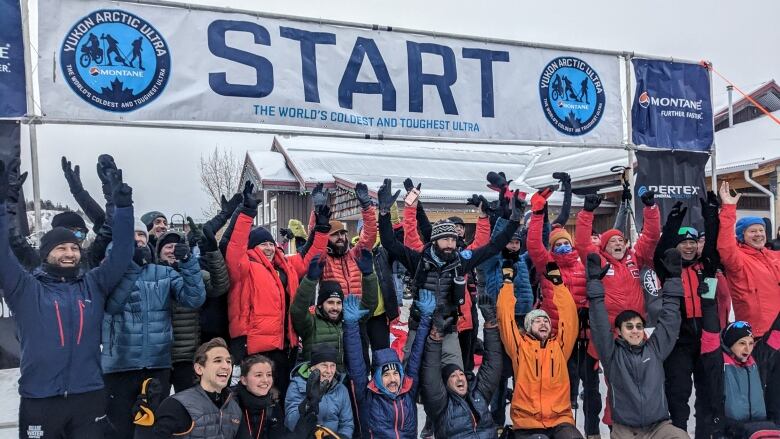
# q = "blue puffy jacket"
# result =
<box><xmin>344</xmin><ymin>313</ymin><xmax>431</xmax><ymax>439</ymax></box>
<box><xmin>101</xmin><ymin>256</ymin><xmax>206</xmax><ymax>373</ymax></box>
<box><xmin>0</xmin><ymin>203</ymin><xmax>134</xmax><ymax>398</ymax></box>
<box><xmin>478</xmin><ymin>218</ymin><xmax>534</xmax><ymax>315</ymax></box>
<box><xmin>284</xmin><ymin>362</ymin><xmax>354</xmax><ymax>438</ymax></box>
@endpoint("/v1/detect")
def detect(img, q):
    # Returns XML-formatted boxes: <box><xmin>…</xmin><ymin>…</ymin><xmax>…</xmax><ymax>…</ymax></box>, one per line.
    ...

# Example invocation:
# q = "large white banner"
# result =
<box><xmin>38</xmin><ymin>0</ymin><xmax>625</xmax><ymax>144</ymax></box>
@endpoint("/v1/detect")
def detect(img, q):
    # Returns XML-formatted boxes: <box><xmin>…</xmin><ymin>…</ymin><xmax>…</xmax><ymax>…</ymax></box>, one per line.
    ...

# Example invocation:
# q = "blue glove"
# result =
<box><xmin>356</xmin><ymin>249</ymin><xmax>374</xmax><ymax>275</ymax></box>
<box><xmin>342</xmin><ymin>295</ymin><xmax>369</xmax><ymax>324</ymax></box>
<box><xmin>307</xmin><ymin>255</ymin><xmax>325</xmax><ymax>280</ymax></box>
<box><xmin>415</xmin><ymin>289</ymin><xmax>436</xmax><ymax>317</ymax></box>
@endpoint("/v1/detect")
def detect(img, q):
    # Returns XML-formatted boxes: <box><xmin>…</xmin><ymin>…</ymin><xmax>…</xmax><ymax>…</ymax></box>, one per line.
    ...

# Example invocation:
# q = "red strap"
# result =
<box><xmin>701</xmin><ymin>61</ymin><xmax>780</xmax><ymax>126</ymax></box>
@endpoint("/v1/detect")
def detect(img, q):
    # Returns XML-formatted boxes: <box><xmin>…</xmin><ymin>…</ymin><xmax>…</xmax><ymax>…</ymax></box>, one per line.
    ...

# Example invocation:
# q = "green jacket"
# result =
<box><xmin>291</xmin><ymin>273</ymin><xmax>378</xmax><ymax>372</ymax></box>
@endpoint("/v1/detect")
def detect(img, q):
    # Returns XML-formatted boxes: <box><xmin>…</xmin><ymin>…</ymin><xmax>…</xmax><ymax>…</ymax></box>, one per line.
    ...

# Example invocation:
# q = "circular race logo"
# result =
<box><xmin>539</xmin><ymin>57</ymin><xmax>605</xmax><ymax>136</ymax></box>
<box><xmin>60</xmin><ymin>10</ymin><xmax>171</xmax><ymax>112</ymax></box>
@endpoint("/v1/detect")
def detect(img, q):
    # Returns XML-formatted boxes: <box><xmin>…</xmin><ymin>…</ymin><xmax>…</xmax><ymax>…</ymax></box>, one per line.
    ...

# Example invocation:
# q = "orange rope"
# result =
<box><xmin>700</xmin><ymin>60</ymin><xmax>780</xmax><ymax>126</ymax></box>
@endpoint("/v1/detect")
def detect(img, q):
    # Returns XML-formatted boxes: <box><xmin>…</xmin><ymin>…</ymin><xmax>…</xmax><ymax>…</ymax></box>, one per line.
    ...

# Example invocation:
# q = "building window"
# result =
<box><xmin>270</xmin><ymin>198</ymin><xmax>277</xmax><ymax>222</ymax></box>
<box><xmin>264</xmin><ymin>201</ymin><xmax>270</xmax><ymax>225</ymax></box>
<box><xmin>258</xmin><ymin>202</ymin><xmax>265</xmax><ymax>224</ymax></box>
<box><xmin>271</xmin><ymin>225</ymin><xmax>277</xmax><ymax>241</ymax></box>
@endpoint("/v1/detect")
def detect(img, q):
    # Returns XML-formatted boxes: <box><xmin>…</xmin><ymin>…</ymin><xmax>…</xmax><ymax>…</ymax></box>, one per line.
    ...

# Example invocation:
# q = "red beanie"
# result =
<box><xmin>599</xmin><ymin>229</ymin><xmax>624</xmax><ymax>251</ymax></box>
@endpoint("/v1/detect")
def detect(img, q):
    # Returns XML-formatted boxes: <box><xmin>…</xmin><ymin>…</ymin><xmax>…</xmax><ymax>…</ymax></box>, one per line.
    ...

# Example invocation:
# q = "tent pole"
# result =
<box><xmin>20</xmin><ymin>0</ymin><xmax>41</xmax><ymax>233</ymax></box>
<box><xmin>623</xmin><ymin>54</ymin><xmax>638</xmax><ymax>243</ymax></box>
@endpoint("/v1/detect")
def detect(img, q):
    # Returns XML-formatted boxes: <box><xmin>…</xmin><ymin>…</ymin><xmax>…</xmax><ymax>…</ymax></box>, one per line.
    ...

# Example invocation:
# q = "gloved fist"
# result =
<box><xmin>583</xmin><ymin>194</ymin><xmax>602</xmax><ymax>212</ymax></box>
<box><xmin>280</xmin><ymin>228</ymin><xmax>294</xmax><ymax>240</ymax></box>
<box><xmin>242</xmin><ymin>181</ymin><xmax>258</xmax><ymax>211</ymax></box>
<box><xmin>531</xmin><ymin>187</ymin><xmax>553</xmax><ymax>213</ymax></box>
<box><xmin>477</xmin><ymin>294</ymin><xmax>497</xmax><ymax>325</ymax></box>
<box><xmin>586</xmin><ymin>253</ymin><xmax>610</xmax><ymax>280</ymax></box>
<box><xmin>112</xmin><ymin>181</ymin><xmax>133</xmax><ymax>208</ymax></box>
<box><xmin>509</xmin><ymin>190</ymin><xmax>527</xmax><ymax>222</ymax></box>
<box><xmin>0</xmin><ymin>159</ymin><xmax>16</xmax><ymax>203</ymax></box>
<box><xmin>403</xmin><ymin>178</ymin><xmax>421</xmax><ymax>193</ymax></box>
<box><xmin>201</xmin><ymin>224</ymin><xmax>219</xmax><ymax>253</ymax></box>
<box><xmin>300</xmin><ymin>369</ymin><xmax>322</xmax><ymax>415</ymax></box>
<box><xmin>354</xmin><ymin>182</ymin><xmax>372</xmax><ymax>209</ymax></box>
<box><xmin>96</xmin><ymin>154</ymin><xmax>117</xmax><ymax>185</ymax></box>
<box><xmin>700</xmin><ymin>191</ymin><xmax>720</xmax><ymax>220</ymax></box>
<box><xmin>544</xmin><ymin>262</ymin><xmax>564</xmax><ymax>285</ymax></box>
<box><xmin>415</xmin><ymin>289</ymin><xmax>436</xmax><ymax>317</ymax></box>
<box><xmin>61</xmin><ymin>157</ymin><xmax>84</xmax><ymax>195</ymax></box>
<box><xmin>187</xmin><ymin>217</ymin><xmax>204</xmax><ymax>246</ymax></box>
<box><xmin>356</xmin><ymin>249</ymin><xmax>374</xmax><ymax>275</ymax></box>
<box><xmin>221</xmin><ymin>192</ymin><xmax>243</xmax><ymax>214</ymax></box>
<box><xmin>307</xmin><ymin>255</ymin><xmax>326</xmax><ymax>280</ymax></box>
<box><xmin>311</xmin><ymin>183</ymin><xmax>329</xmax><ymax>210</ymax></box>
<box><xmin>173</xmin><ymin>242</ymin><xmax>191</xmax><ymax>263</ymax></box>
<box><xmin>640</xmin><ymin>189</ymin><xmax>656</xmax><ymax>207</ymax></box>
<box><xmin>667</xmin><ymin>201</ymin><xmax>687</xmax><ymax>224</ymax></box>
<box><xmin>342</xmin><ymin>295</ymin><xmax>369</xmax><ymax>324</ymax></box>
<box><xmin>661</xmin><ymin>248</ymin><xmax>682</xmax><ymax>278</ymax></box>
<box><xmin>433</xmin><ymin>309</ymin><xmax>456</xmax><ymax>334</ymax></box>
<box><xmin>486</xmin><ymin>171</ymin><xmax>510</xmax><ymax>191</ymax></box>
<box><xmin>5</xmin><ymin>160</ymin><xmax>25</xmax><ymax>204</ymax></box>
<box><xmin>314</xmin><ymin>205</ymin><xmax>332</xmax><ymax>228</ymax></box>
<box><xmin>377</xmin><ymin>178</ymin><xmax>401</xmax><ymax>214</ymax></box>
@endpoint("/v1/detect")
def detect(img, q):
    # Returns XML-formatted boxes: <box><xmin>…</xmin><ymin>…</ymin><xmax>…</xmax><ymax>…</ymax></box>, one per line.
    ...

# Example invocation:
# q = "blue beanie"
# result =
<box><xmin>735</xmin><ymin>217</ymin><xmax>764</xmax><ymax>242</ymax></box>
<box><xmin>248</xmin><ymin>227</ymin><xmax>275</xmax><ymax>249</ymax></box>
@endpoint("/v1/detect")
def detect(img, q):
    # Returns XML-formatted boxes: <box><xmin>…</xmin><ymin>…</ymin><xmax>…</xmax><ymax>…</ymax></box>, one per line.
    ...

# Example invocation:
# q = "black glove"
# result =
<box><xmin>7</xmin><ymin>169</ymin><xmax>27</xmax><ymax>204</ymax></box>
<box><xmin>187</xmin><ymin>217</ymin><xmax>205</xmax><ymax>247</ymax></box>
<box><xmin>0</xmin><ymin>159</ymin><xmax>15</xmax><ymax>203</ymax></box>
<box><xmin>477</xmin><ymin>295</ymin><xmax>497</xmax><ymax>324</ymax></box>
<box><xmin>307</xmin><ymin>255</ymin><xmax>325</xmax><ymax>280</ymax></box>
<box><xmin>466</xmin><ymin>194</ymin><xmax>491</xmax><ymax>215</ymax></box>
<box><xmin>433</xmin><ymin>311</ymin><xmax>456</xmax><ymax>334</ymax></box>
<box><xmin>509</xmin><ymin>190</ymin><xmax>527</xmax><ymax>222</ymax></box>
<box><xmin>222</xmin><ymin>192</ymin><xmax>243</xmax><ymax>214</ymax></box>
<box><xmin>487</xmin><ymin>171</ymin><xmax>509</xmax><ymax>191</ymax></box>
<box><xmin>314</xmin><ymin>205</ymin><xmax>331</xmax><ymax>228</ymax></box>
<box><xmin>621</xmin><ymin>181</ymin><xmax>632</xmax><ymax>202</ymax></box>
<box><xmin>96</xmin><ymin>154</ymin><xmax>117</xmax><ymax>185</ymax></box>
<box><xmin>311</xmin><ymin>183</ymin><xmax>329</xmax><ymax>210</ymax></box>
<box><xmin>200</xmin><ymin>224</ymin><xmax>219</xmax><ymax>253</ymax></box>
<box><xmin>173</xmin><ymin>242</ymin><xmax>191</xmax><ymax>263</ymax></box>
<box><xmin>355</xmin><ymin>182</ymin><xmax>372</xmax><ymax>209</ymax></box>
<box><xmin>61</xmin><ymin>157</ymin><xmax>84</xmax><ymax>195</ymax></box>
<box><xmin>661</xmin><ymin>248</ymin><xmax>682</xmax><ymax>278</ymax></box>
<box><xmin>403</xmin><ymin>177</ymin><xmax>422</xmax><ymax>193</ymax></box>
<box><xmin>666</xmin><ymin>201</ymin><xmax>687</xmax><ymax>229</ymax></box>
<box><xmin>280</xmin><ymin>228</ymin><xmax>294</xmax><ymax>240</ymax></box>
<box><xmin>583</xmin><ymin>194</ymin><xmax>602</xmax><ymax>212</ymax></box>
<box><xmin>700</xmin><ymin>191</ymin><xmax>720</xmax><ymax>220</ymax></box>
<box><xmin>544</xmin><ymin>262</ymin><xmax>564</xmax><ymax>285</ymax></box>
<box><xmin>377</xmin><ymin>178</ymin><xmax>401</xmax><ymax>214</ymax></box>
<box><xmin>242</xmin><ymin>181</ymin><xmax>258</xmax><ymax>211</ymax></box>
<box><xmin>300</xmin><ymin>369</ymin><xmax>322</xmax><ymax>415</ymax></box>
<box><xmin>640</xmin><ymin>189</ymin><xmax>656</xmax><ymax>207</ymax></box>
<box><xmin>586</xmin><ymin>253</ymin><xmax>610</xmax><ymax>280</ymax></box>
<box><xmin>356</xmin><ymin>249</ymin><xmax>374</xmax><ymax>275</ymax></box>
<box><xmin>112</xmin><ymin>181</ymin><xmax>133</xmax><ymax>208</ymax></box>
<box><xmin>552</xmin><ymin>172</ymin><xmax>571</xmax><ymax>183</ymax></box>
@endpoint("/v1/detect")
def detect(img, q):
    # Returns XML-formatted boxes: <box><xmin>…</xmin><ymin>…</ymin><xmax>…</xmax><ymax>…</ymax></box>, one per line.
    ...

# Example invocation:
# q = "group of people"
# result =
<box><xmin>1</xmin><ymin>154</ymin><xmax>779</xmax><ymax>439</ymax></box>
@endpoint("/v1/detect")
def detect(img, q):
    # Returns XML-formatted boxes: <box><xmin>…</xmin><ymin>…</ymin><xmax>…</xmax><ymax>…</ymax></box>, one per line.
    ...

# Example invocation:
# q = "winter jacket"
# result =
<box><xmin>379</xmin><ymin>212</ymin><xmax>519</xmax><ymax>330</ymax></box>
<box><xmin>588</xmin><ymin>274</ymin><xmax>682</xmax><ymax>428</ymax></box>
<box><xmin>496</xmin><ymin>275</ymin><xmax>578</xmax><ymax>430</ymax></box>
<box><xmin>478</xmin><ymin>218</ymin><xmax>534</xmax><ymax>316</ymax></box>
<box><xmin>198</xmin><ymin>249</ymin><xmax>231</xmax><ymax>341</ymax></box>
<box><xmin>169</xmin><ymin>385</ymin><xmax>242</xmax><ymax>439</ymax></box>
<box><xmin>0</xmin><ymin>203</ymin><xmax>134</xmax><ymax>398</ymax></box>
<box><xmin>344</xmin><ymin>313</ymin><xmax>431</xmax><ymax>439</ymax></box>
<box><xmin>101</xmin><ymin>256</ymin><xmax>206</xmax><ymax>373</ymax></box>
<box><xmin>226</xmin><ymin>212</ymin><xmax>328</xmax><ymax>354</ymax></box>
<box><xmin>233</xmin><ymin>384</ymin><xmax>286</xmax><ymax>439</ymax></box>
<box><xmin>699</xmin><ymin>296</ymin><xmax>779</xmax><ymax>435</ymax></box>
<box><xmin>321</xmin><ymin>205</ymin><xmax>377</xmax><ymax>297</ymax></box>
<box><xmin>717</xmin><ymin>204</ymin><xmax>780</xmax><ymax>337</ymax></box>
<box><xmin>575</xmin><ymin>206</ymin><xmax>660</xmax><ymax>357</ymax></box>
<box><xmin>373</xmin><ymin>245</ymin><xmax>400</xmax><ymax>321</ymax></box>
<box><xmin>421</xmin><ymin>325</ymin><xmax>502</xmax><ymax>439</ymax></box>
<box><xmin>284</xmin><ymin>363</ymin><xmax>354</xmax><ymax>438</ymax></box>
<box><xmin>291</xmin><ymin>273</ymin><xmax>378</xmax><ymax>372</ymax></box>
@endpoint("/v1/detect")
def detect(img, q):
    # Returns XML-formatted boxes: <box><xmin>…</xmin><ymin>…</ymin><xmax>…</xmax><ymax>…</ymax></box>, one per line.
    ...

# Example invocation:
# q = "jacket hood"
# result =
<box><xmin>369</xmin><ymin>348</ymin><xmax>407</xmax><ymax>399</ymax></box>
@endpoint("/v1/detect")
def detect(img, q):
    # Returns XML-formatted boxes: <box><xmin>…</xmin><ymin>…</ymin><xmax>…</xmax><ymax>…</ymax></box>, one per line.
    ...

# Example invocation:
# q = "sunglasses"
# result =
<box><xmin>623</xmin><ymin>322</ymin><xmax>644</xmax><ymax>331</ymax></box>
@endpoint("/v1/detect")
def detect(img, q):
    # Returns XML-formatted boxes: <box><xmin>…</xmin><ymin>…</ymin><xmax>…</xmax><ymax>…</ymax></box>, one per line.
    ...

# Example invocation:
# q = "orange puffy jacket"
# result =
<box><xmin>497</xmin><ymin>276</ymin><xmax>578</xmax><ymax>430</ymax></box>
<box><xmin>322</xmin><ymin>205</ymin><xmax>377</xmax><ymax>297</ymax></box>
<box><xmin>226</xmin><ymin>212</ymin><xmax>328</xmax><ymax>354</ymax></box>
<box><xmin>717</xmin><ymin>204</ymin><xmax>780</xmax><ymax>337</ymax></box>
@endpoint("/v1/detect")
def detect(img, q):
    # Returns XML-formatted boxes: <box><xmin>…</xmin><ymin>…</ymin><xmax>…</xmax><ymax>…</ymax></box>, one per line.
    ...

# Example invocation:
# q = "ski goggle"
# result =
<box><xmin>677</xmin><ymin>227</ymin><xmax>699</xmax><ymax>241</ymax></box>
<box><xmin>730</xmin><ymin>321</ymin><xmax>751</xmax><ymax>330</ymax></box>
<box><xmin>72</xmin><ymin>229</ymin><xmax>87</xmax><ymax>241</ymax></box>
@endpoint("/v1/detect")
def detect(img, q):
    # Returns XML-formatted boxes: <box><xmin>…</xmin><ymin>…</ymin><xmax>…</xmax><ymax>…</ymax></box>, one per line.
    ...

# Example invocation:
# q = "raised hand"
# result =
<box><xmin>718</xmin><ymin>181</ymin><xmax>741</xmax><ymax>205</ymax></box>
<box><xmin>61</xmin><ymin>156</ymin><xmax>84</xmax><ymax>194</ymax></box>
<box><xmin>377</xmin><ymin>178</ymin><xmax>401</xmax><ymax>214</ymax></box>
<box><xmin>355</xmin><ymin>182</ymin><xmax>372</xmax><ymax>209</ymax></box>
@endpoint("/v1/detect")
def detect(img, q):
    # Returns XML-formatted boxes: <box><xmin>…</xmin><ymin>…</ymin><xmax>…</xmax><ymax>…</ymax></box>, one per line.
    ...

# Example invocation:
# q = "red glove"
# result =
<box><xmin>530</xmin><ymin>188</ymin><xmax>553</xmax><ymax>213</ymax></box>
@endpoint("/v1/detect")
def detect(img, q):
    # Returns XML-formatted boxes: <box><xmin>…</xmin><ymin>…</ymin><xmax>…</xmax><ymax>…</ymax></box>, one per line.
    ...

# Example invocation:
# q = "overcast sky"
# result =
<box><xmin>21</xmin><ymin>0</ymin><xmax>779</xmax><ymax>223</ymax></box>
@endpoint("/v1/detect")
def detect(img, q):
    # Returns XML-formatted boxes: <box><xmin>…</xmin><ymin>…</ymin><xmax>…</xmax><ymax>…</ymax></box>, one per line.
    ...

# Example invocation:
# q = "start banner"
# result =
<box><xmin>37</xmin><ymin>0</ymin><xmax>625</xmax><ymax>144</ymax></box>
<box><xmin>0</xmin><ymin>0</ymin><xmax>26</xmax><ymax>118</ymax></box>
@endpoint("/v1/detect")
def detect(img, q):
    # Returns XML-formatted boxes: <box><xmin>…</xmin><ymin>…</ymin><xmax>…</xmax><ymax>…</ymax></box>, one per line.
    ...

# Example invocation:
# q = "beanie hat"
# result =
<box><xmin>141</xmin><ymin>211</ymin><xmax>166</xmax><ymax>231</ymax></box>
<box><xmin>600</xmin><ymin>229</ymin><xmax>625</xmax><ymax>251</ymax></box>
<box><xmin>431</xmin><ymin>221</ymin><xmax>459</xmax><ymax>241</ymax></box>
<box><xmin>51</xmin><ymin>211</ymin><xmax>87</xmax><ymax>231</ymax></box>
<box><xmin>39</xmin><ymin>227</ymin><xmax>81</xmax><ymax>260</ymax></box>
<box><xmin>310</xmin><ymin>343</ymin><xmax>338</xmax><ymax>366</ymax></box>
<box><xmin>248</xmin><ymin>227</ymin><xmax>275</xmax><ymax>249</ymax></box>
<box><xmin>735</xmin><ymin>217</ymin><xmax>764</xmax><ymax>242</ymax></box>
<box><xmin>614</xmin><ymin>309</ymin><xmax>645</xmax><ymax>329</ymax></box>
<box><xmin>523</xmin><ymin>309</ymin><xmax>550</xmax><ymax>333</ymax></box>
<box><xmin>721</xmin><ymin>321</ymin><xmax>753</xmax><ymax>349</ymax></box>
<box><xmin>155</xmin><ymin>231</ymin><xmax>183</xmax><ymax>256</ymax></box>
<box><xmin>441</xmin><ymin>363</ymin><xmax>463</xmax><ymax>382</ymax></box>
<box><xmin>329</xmin><ymin>220</ymin><xmax>347</xmax><ymax>235</ymax></box>
<box><xmin>673</xmin><ymin>227</ymin><xmax>699</xmax><ymax>247</ymax></box>
<box><xmin>448</xmin><ymin>216</ymin><xmax>465</xmax><ymax>226</ymax></box>
<box><xmin>317</xmin><ymin>281</ymin><xmax>344</xmax><ymax>306</ymax></box>
<box><xmin>549</xmin><ymin>226</ymin><xmax>573</xmax><ymax>247</ymax></box>
<box><xmin>134</xmin><ymin>219</ymin><xmax>149</xmax><ymax>241</ymax></box>
<box><xmin>381</xmin><ymin>362</ymin><xmax>400</xmax><ymax>375</ymax></box>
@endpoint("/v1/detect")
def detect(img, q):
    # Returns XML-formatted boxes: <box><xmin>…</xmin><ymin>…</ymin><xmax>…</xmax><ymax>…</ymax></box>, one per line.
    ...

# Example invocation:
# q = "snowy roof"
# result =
<box><xmin>713</xmin><ymin>80</ymin><xmax>780</xmax><ymax>125</ymax></box>
<box><xmin>708</xmin><ymin>110</ymin><xmax>780</xmax><ymax>171</ymax></box>
<box><xmin>246</xmin><ymin>150</ymin><xmax>296</xmax><ymax>183</ymax></box>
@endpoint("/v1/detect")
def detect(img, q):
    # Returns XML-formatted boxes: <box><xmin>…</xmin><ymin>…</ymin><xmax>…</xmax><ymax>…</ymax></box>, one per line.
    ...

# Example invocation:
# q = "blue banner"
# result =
<box><xmin>0</xmin><ymin>0</ymin><xmax>26</xmax><ymax>117</ymax></box>
<box><xmin>631</xmin><ymin>59</ymin><xmax>712</xmax><ymax>151</ymax></box>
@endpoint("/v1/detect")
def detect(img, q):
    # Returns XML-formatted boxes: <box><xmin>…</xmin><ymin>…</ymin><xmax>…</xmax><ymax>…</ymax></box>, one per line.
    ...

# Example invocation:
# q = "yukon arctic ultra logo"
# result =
<box><xmin>60</xmin><ymin>10</ymin><xmax>170</xmax><ymax>112</ymax></box>
<box><xmin>539</xmin><ymin>57</ymin><xmax>605</xmax><ymax>136</ymax></box>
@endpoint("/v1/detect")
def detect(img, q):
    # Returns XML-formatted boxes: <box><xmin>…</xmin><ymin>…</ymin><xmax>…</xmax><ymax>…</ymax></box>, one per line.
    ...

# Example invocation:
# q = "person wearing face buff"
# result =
<box><xmin>586</xmin><ymin>250</ymin><xmax>688</xmax><ymax>439</ymax></box>
<box><xmin>100</xmin><ymin>218</ymin><xmax>206</xmax><ymax>439</ymax></box>
<box><xmin>0</xmin><ymin>158</ymin><xmax>135</xmax><ymax>439</ymax></box>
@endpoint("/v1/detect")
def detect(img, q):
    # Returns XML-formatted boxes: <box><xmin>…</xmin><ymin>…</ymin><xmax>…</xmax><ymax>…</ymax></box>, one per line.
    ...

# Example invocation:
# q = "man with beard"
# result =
<box><xmin>377</xmin><ymin>178</ymin><xmax>524</xmax><ymax>370</ymax></box>
<box><xmin>142</xmin><ymin>211</ymin><xmax>168</xmax><ymax>250</ymax></box>
<box><xmin>291</xmin><ymin>251</ymin><xmax>378</xmax><ymax>372</ymax></box>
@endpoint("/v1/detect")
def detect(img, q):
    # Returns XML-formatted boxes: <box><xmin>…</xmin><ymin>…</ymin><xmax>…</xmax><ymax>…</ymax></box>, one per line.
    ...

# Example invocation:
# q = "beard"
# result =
<box><xmin>328</xmin><ymin>241</ymin><xmax>348</xmax><ymax>256</ymax></box>
<box><xmin>433</xmin><ymin>246</ymin><xmax>457</xmax><ymax>262</ymax></box>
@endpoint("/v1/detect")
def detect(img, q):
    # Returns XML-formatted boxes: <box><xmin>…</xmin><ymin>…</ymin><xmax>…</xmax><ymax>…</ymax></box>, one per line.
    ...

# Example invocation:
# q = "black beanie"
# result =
<box><xmin>441</xmin><ymin>363</ymin><xmax>463</xmax><ymax>382</ymax></box>
<box><xmin>155</xmin><ymin>232</ymin><xmax>183</xmax><ymax>257</ymax></box>
<box><xmin>722</xmin><ymin>321</ymin><xmax>753</xmax><ymax>349</ymax></box>
<box><xmin>317</xmin><ymin>281</ymin><xmax>344</xmax><ymax>306</ymax></box>
<box><xmin>51</xmin><ymin>211</ymin><xmax>87</xmax><ymax>231</ymax></box>
<box><xmin>248</xmin><ymin>227</ymin><xmax>275</xmax><ymax>249</ymax></box>
<box><xmin>310</xmin><ymin>343</ymin><xmax>338</xmax><ymax>366</ymax></box>
<box><xmin>39</xmin><ymin>227</ymin><xmax>81</xmax><ymax>260</ymax></box>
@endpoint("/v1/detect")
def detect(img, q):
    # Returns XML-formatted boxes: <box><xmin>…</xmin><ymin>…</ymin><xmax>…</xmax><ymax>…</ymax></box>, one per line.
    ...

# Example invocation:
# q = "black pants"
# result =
<box><xmin>491</xmin><ymin>350</ymin><xmax>514</xmax><ymax>427</ymax></box>
<box><xmin>103</xmin><ymin>368</ymin><xmax>170</xmax><ymax>439</ymax></box>
<box><xmin>514</xmin><ymin>423</ymin><xmax>583</xmax><ymax>439</ymax></box>
<box><xmin>663</xmin><ymin>340</ymin><xmax>709</xmax><ymax>438</ymax></box>
<box><xmin>459</xmin><ymin>296</ymin><xmax>479</xmax><ymax>375</ymax></box>
<box><xmin>170</xmin><ymin>361</ymin><xmax>197</xmax><ymax>394</ymax></box>
<box><xmin>567</xmin><ymin>339</ymin><xmax>601</xmax><ymax>436</ymax></box>
<box><xmin>19</xmin><ymin>389</ymin><xmax>106</xmax><ymax>439</ymax></box>
<box><xmin>754</xmin><ymin>336</ymin><xmax>780</xmax><ymax>424</ymax></box>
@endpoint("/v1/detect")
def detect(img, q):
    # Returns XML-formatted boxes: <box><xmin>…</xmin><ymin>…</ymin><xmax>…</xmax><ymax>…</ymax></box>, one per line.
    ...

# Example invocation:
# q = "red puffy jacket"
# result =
<box><xmin>717</xmin><ymin>204</ymin><xmax>780</xmax><ymax>337</ymax></box>
<box><xmin>226</xmin><ymin>212</ymin><xmax>328</xmax><ymax>354</ymax></box>
<box><xmin>322</xmin><ymin>205</ymin><xmax>377</xmax><ymax>297</ymax></box>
